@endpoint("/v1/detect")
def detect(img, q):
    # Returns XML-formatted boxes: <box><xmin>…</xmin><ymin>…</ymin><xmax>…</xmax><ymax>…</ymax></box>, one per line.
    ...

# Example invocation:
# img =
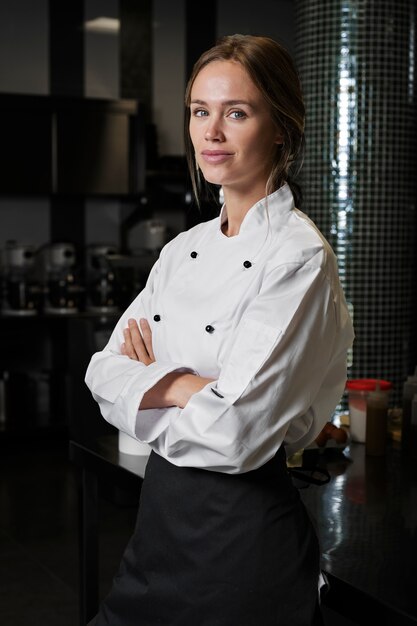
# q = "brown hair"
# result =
<box><xmin>184</xmin><ymin>34</ymin><xmax>305</xmax><ymax>206</ymax></box>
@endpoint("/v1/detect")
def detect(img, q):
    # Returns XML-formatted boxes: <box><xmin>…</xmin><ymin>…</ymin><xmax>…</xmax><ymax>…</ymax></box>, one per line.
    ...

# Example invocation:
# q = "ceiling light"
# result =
<box><xmin>84</xmin><ymin>17</ymin><xmax>120</xmax><ymax>34</ymax></box>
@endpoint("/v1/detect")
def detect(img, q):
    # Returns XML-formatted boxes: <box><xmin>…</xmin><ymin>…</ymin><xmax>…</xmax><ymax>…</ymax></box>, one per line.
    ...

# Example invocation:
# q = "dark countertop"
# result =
<box><xmin>299</xmin><ymin>441</ymin><xmax>417</xmax><ymax>624</ymax></box>
<box><xmin>70</xmin><ymin>436</ymin><xmax>417</xmax><ymax>625</ymax></box>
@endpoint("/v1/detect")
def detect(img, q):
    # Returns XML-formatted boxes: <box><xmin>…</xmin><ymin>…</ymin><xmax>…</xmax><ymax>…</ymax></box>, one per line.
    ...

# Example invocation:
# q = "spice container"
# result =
<box><xmin>346</xmin><ymin>379</ymin><xmax>392</xmax><ymax>443</ymax></box>
<box><xmin>401</xmin><ymin>367</ymin><xmax>417</xmax><ymax>456</ymax></box>
<box><xmin>366</xmin><ymin>381</ymin><xmax>389</xmax><ymax>456</ymax></box>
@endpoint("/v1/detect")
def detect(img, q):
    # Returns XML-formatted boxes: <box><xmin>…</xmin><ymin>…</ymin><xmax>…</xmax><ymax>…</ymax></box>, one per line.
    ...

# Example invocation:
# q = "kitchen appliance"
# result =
<box><xmin>40</xmin><ymin>242</ymin><xmax>82</xmax><ymax>314</ymax></box>
<box><xmin>0</xmin><ymin>241</ymin><xmax>41</xmax><ymax>316</ymax></box>
<box><xmin>85</xmin><ymin>244</ymin><xmax>120</xmax><ymax>314</ymax></box>
<box><xmin>127</xmin><ymin>219</ymin><xmax>167</xmax><ymax>254</ymax></box>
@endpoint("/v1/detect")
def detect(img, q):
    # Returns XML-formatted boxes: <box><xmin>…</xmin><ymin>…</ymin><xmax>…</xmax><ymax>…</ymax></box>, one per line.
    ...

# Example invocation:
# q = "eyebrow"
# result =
<box><xmin>190</xmin><ymin>99</ymin><xmax>254</xmax><ymax>108</ymax></box>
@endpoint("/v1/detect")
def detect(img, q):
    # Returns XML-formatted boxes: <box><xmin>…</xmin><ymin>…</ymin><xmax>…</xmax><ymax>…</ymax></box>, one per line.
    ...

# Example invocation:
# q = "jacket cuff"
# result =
<box><xmin>114</xmin><ymin>362</ymin><xmax>196</xmax><ymax>439</ymax></box>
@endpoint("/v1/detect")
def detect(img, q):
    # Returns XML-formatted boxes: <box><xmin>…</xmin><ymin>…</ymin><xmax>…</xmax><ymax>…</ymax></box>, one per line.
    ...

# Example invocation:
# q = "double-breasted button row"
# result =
<box><xmin>189</xmin><ymin>251</ymin><xmax>252</xmax><ymax>270</ymax></box>
<box><xmin>153</xmin><ymin>316</ymin><xmax>215</xmax><ymax>333</ymax></box>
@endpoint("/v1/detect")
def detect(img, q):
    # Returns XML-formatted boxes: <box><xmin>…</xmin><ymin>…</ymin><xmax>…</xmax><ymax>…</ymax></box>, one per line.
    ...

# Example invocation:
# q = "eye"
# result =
<box><xmin>192</xmin><ymin>108</ymin><xmax>208</xmax><ymax>117</ymax></box>
<box><xmin>229</xmin><ymin>110</ymin><xmax>247</xmax><ymax>120</ymax></box>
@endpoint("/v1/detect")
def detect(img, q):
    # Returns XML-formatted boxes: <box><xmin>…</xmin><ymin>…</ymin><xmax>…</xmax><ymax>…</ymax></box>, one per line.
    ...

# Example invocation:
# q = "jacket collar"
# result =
<box><xmin>218</xmin><ymin>183</ymin><xmax>294</xmax><ymax>238</ymax></box>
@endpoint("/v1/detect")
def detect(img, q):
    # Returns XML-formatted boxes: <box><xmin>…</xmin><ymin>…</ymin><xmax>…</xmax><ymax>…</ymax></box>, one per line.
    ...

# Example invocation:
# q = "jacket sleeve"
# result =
<box><xmin>84</xmin><ymin>247</ymin><xmax>197</xmax><ymax>440</ymax></box>
<box><xmin>136</xmin><ymin>255</ymin><xmax>353</xmax><ymax>473</ymax></box>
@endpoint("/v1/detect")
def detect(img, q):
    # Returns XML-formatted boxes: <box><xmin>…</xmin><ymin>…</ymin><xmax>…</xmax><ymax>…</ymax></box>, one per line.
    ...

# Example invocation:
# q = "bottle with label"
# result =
<box><xmin>366</xmin><ymin>381</ymin><xmax>389</xmax><ymax>456</ymax></box>
<box><xmin>401</xmin><ymin>367</ymin><xmax>417</xmax><ymax>456</ymax></box>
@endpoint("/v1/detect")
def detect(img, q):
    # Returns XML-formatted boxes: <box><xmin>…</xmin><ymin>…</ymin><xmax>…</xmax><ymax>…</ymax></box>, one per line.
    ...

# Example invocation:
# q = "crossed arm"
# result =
<box><xmin>121</xmin><ymin>317</ymin><xmax>215</xmax><ymax>410</ymax></box>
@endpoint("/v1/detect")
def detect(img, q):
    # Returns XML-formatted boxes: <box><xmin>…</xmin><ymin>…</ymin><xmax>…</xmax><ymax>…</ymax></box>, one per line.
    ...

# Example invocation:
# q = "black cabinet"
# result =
<box><xmin>0</xmin><ymin>99</ymin><xmax>52</xmax><ymax>194</ymax></box>
<box><xmin>0</xmin><ymin>93</ymin><xmax>150</xmax><ymax>442</ymax></box>
<box><xmin>0</xmin><ymin>316</ymin><xmax>69</xmax><ymax>437</ymax></box>
<box><xmin>0</xmin><ymin>93</ymin><xmax>145</xmax><ymax>196</ymax></box>
<box><xmin>0</xmin><ymin>313</ymin><xmax>119</xmax><ymax>442</ymax></box>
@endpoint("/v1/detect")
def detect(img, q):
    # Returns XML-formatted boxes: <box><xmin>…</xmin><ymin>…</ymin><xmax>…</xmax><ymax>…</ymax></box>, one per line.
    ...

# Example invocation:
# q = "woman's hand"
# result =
<box><xmin>121</xmin><ymin>318</ymin><xmax>155</xmax><ymax>365</ymax></box>
<box><xmin>170</xmin><ymin>373</ymin><xmax>215</xmax><ymax>409</ymax></box>
<box><xmin>139</xmin><ymin>372</ymin><xmax>215</xmax><ymax>410</ymax></box>
<box><xmin>121</xmin><ymin>316</ymin><xmax>215</xmax><ymax>410</ymax></box>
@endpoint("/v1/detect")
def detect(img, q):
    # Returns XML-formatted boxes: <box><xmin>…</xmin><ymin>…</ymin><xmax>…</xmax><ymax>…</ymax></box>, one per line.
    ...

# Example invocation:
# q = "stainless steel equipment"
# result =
<box><xmin>0</xmin><ymin>241</ymin><xmax>41</xmax><ymax>316</ymax></box>
<box><xmin>127</xmin><ymin>219</ymin><xmax>167</xmax><ymax>254</ymax></box>
<box><xmin>41</xmin><ymin>242</ymin><xmax>82</xmax><ymax>314</ymax></box>
<box><xmin>85</xmin><ymin>244</ymin><xmax>120</xmax><ymax>314</ymax></box>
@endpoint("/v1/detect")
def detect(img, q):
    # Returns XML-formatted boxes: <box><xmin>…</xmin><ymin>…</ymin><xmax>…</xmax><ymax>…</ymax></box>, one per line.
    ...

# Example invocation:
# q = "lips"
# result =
<box><xmin>201</xmin><ymin>150</ymin><xmax>233</xmax><ymax>164</ymax></box>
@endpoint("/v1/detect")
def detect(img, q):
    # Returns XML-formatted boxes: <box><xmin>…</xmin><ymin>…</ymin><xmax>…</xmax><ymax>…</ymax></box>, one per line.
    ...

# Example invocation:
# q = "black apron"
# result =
<box><xmin>94</xmin><ymin>446</ymin><xmax>322</xmax><ymax>626</ymax></box>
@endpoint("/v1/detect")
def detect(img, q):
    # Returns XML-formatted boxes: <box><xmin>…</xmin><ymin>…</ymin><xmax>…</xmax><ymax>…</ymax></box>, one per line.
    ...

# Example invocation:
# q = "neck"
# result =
<box><xmin>222</xmin><ymin>185</ymin><xmax>267</xmax><ymax>237</ymax></box>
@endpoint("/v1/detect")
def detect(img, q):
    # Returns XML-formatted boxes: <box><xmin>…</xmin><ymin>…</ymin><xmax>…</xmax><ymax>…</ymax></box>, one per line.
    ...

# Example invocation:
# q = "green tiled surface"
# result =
<box><xmin>294</xmin><ymin>0</ymin><xmax>417</xmax><ymax>403</ymax></box>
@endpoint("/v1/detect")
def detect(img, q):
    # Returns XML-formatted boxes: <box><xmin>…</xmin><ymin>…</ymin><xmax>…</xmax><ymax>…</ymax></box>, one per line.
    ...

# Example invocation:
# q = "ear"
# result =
<box><xmin>273</xmin><ymin>125</ymin><xmax>284</xmax><ymax>145</ymax></box>
<box><xmin>274</xmin><ymin>131</ymin><xmax>284</xmax><ymax>145</ymax></box>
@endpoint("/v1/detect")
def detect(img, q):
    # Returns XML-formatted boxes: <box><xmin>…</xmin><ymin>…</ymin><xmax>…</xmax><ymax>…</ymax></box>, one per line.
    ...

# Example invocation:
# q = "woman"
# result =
<box><xmin>85</xmin><ymin>34</ymin><xmax>354</xmax><ymax>625</ymax></box>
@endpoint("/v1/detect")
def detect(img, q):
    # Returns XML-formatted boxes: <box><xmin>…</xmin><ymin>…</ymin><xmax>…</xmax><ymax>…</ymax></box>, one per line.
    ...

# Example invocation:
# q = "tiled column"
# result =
<box><xmin>294</xmin><ymin>0</ymin><xmax>417</xmax><ymax>403</ymax></box>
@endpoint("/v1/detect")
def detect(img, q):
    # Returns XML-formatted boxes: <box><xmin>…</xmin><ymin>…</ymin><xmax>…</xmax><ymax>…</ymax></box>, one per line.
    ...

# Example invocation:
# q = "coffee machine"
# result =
<box><xmin>85</xmin><ymin>244</ymin><xmax>120</xmax><ymax>314</ymax></box>
<box><xmin>40</xmin><ymin>242</ymin><xmax>82</xmax><ymax>314</ymax></box>
<box><xmin>0</xmin><ymin>241</ymin><xmax>41</xmax><ymax>316</ymax></box>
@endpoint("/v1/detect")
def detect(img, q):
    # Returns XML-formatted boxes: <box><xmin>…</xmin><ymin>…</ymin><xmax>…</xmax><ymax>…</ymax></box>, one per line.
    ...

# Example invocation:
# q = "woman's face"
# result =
<box><xmin>189</xmin><ymin>60</ymin><xmax>282</xmax><ymax>196</ymax></box>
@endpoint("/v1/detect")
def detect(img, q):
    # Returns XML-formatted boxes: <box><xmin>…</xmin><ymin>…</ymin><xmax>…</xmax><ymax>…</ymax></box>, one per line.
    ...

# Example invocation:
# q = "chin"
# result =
<box><xmin>203</xmin><ymin>177</ymin><xmax>224</xmax><ymax>187</ymax></box>
<box><xmin>199</xmin><ymin>170</ymin><xmax>226</xmax><ymax>187</ymax></box>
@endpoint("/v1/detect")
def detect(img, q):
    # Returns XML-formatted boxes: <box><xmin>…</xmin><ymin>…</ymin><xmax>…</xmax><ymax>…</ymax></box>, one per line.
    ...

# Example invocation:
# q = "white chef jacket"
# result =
<box><xmin>85</xmin><ymin>183</ymin><xmax>354</xmax><ymax>474</ymax></box>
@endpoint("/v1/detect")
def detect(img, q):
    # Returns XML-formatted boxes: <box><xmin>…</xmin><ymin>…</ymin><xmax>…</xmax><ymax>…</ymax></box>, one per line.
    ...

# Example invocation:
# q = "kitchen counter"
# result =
<box><xmin>69</xmin><ymin>436</ymin><xmax>417</xmax><ymax>625</ymax></box>
<box><xmin>299</xmin><ymin>441</ymin><xmax>417</xmax><ymax>624</ymax></box>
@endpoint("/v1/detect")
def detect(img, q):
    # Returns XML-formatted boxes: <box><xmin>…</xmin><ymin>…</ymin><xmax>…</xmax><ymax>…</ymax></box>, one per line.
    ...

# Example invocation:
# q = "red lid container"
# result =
<box><xmin>346</xmin><ymin>379</ymin><xmax>392</xmax><ymax>392</ymax></box>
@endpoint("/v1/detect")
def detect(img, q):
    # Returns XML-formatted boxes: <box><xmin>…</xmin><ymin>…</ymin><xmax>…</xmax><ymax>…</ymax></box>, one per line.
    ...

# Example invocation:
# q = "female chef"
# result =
<box><xmin>85</xmin><ymin>34</ymin><xmax>354</xmax><ymax>625</ymax></box>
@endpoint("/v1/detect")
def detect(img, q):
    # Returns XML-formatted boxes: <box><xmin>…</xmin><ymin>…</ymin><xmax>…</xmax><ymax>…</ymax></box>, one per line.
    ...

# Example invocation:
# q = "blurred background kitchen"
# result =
<box><xmin>0</xmin><ymin>1</ymin><xmax>416</xmax><ymax>625</ymax></box>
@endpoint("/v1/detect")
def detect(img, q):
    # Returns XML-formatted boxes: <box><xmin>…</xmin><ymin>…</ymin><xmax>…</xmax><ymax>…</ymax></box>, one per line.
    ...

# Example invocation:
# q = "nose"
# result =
<box><xmin>205</xmin><ymin>116</ymin><xmax>224</xmax><ymax>142</ymax></box>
